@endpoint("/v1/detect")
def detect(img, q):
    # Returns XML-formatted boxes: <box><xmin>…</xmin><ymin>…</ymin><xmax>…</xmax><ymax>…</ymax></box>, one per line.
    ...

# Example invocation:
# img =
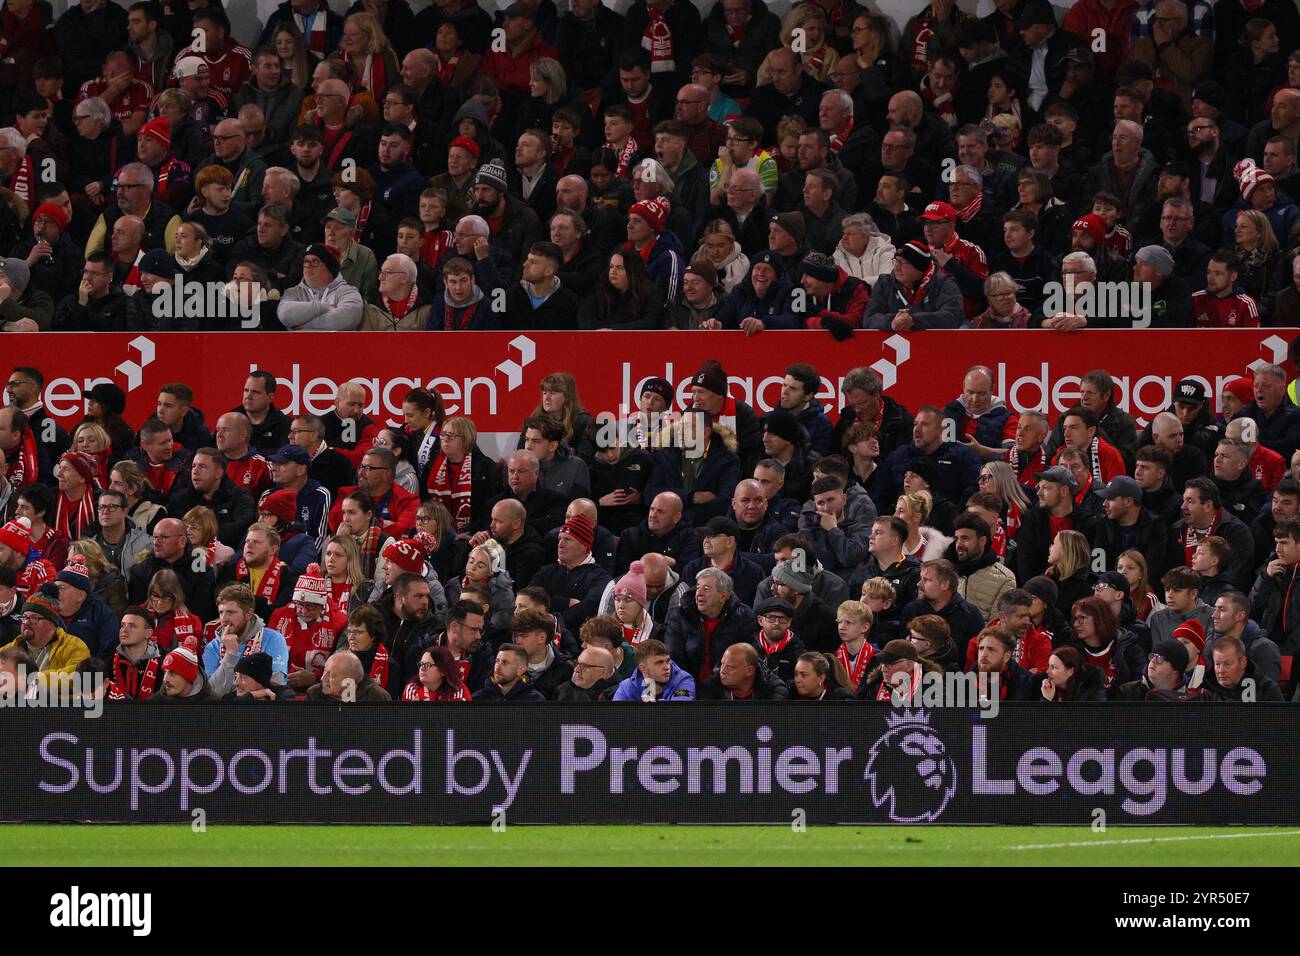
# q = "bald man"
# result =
<box><xmin>887</xmin><ymin>89</ymin><xmax>955</xmax><ymax>163</ymax></box>
<box><xmin>1150</xmin><ymin>410</ymin><xmax>1211</xmax><ymax>491</ymax></box>
<box><xmin>748</xmin><ymin>46</ymin><xmax>823</xmax><ymax>143</ymax></box>
<box><xmin>555</xmin><ymin>173</ymin><xmax>622</xmax><ymax>255</ymax></box>
<box><xmin>614</xmin><ymin>491</ymin><xmax>702</xmax><ymax>574</ymax></box>
<box><xmin>729</xmin><ymin>478</ymin><xmax>785</xmax><ymax>554</ymax></box>
<box><xmin>946</xmin><ymin>365</ymin><xmax>1018</xmax><ymax>450</ymax></box>
<box><xmin>195</xmin><ymin>118</ymin><xmax>267</xmax><ymax>218</ymax></box>
<box><xmin>474</xmin><ymin>497</ymin><xmax>546</xmax><ymax>586</ymax></box>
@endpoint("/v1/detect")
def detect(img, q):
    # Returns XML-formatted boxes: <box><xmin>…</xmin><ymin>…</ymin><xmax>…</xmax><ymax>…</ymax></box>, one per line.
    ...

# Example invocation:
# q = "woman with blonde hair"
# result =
<box><xmin>322</xmin><ymin>534</ymin><xmax>365</xmax><ymax>616</ymax></box>
<box><xmin>425</xmin><ymin>416</ymin><xmax>499</xmax><ymax>537</ymax></box>
<box><xmin>977</xmin><ymin>461</ymin><xmax>1031</xmax><ymax>539</ymax></box>
<box><xmin>340</xmin><ymin>12</ymin><xmax>402</xmax><ymax>99</ymax></box>
<box><xmin>1046</xmin><ymin>529</ymin><xmax>1092</xmax><ymax>617</ymax></box>
<box><xmin>71</xmin><ymin>422</ymin><xmax>112</xmax><ymax>486</ymax></box>
<box><xmin>516</xmin><ymin>56</ymin><xmax>592</xmax><ymax>143</ymax></box>
<box><xmin>183</xmin><ymin>506</ymin><xmax>235</xmax><ymax>572</ymax></box>
<box><xmin>695</xmin><ymin>219</ymin><xmax>749</xmax><ymax>293</ymax></box>
<box><xmin>1232</xmin><ymin>208</ymin><xmax>1281</xmax><ymax>307</ymax></box>
<box><xmin>68</xmin><ymin>539</ymin><xmax>128</xmax><ymax>615</ymax></box>
<box><xmin>446</xmin><ymin>538</ymin><xmax>515</xmax><ymax>630</ymax></box>
<box><xmin>145</xmin><ymin>568</ymin><xmax>202</xmax><ymax>651</ymax></box>
<box><xmin>757</xmin><ymin>5</ymin><xmax>839</xmax><ymax>84</ymax></box>
<box><xmin>521</xmin><ymin>372</ymin><xmax>594</xmax><ymax>460</ymax></box>
<box><xmin>110</xmin><ymin>461</ymin><xmax>166</xmax><ymax>535</ymax></box>
<box><xmin>272</xmin><ymin>21</ymin><xmax>318</xmax><ymax>90</ymax></box>
<box><xmin>894</xmin><ymin>490</ymin><xmax>951</xmax><ymax>560</ymax></box>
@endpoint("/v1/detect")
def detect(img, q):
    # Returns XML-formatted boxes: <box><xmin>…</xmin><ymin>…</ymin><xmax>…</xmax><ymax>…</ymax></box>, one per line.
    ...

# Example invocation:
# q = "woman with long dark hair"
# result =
<box><xmin>401</xmin><ymin>386</ymin><xmax>445</xmax><ymax>489</ymax></box>
<box><xmin>577</xmin><ymin>249</ymin><xmax>666</xmax><ymax>330</ymax></box>
<box><xmin>1039</xmin><ymin>646</ymin><xmax>1106</xmax><ymax>701</ymax></box>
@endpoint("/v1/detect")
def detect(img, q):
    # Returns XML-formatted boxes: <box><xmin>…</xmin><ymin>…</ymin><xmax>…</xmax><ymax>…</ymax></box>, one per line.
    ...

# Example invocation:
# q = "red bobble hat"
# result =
<box><xmin>629</xmin><ymin>196</ymin><xmax>670</xmax><ymax>233</ymax></box>
<box><xmin>162</xmin><ymin>646</ymin><xmax>200</xmax><ymax>684</ymax></box>
<box><xmin>382</xmin><ymin>538</ymin><xmax>425</xmax><ymax>573</ymax></box>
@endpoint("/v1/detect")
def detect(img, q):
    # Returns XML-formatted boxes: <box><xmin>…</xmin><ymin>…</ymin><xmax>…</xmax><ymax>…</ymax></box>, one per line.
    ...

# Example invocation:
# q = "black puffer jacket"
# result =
<box><xmin>664</xmin><ymin>594</ymin><xmax>756</xmax><ymax>682</ymax></box>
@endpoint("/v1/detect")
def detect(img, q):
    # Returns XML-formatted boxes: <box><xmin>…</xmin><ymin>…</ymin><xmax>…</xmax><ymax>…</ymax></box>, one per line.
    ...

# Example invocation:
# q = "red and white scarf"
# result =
<box><xmin>354</xmin><ymin>200</ymin><xmax>372</xmax><ymax>244</ymax></box>
<box><xmin>297</xmin><ymin>0</ymin><xmax>331</xmax><ymax>53</ymax></box>
<box><xmin>367</xmin><ymin>642</ymin><xmax>390</xmax><ymax>687</ymax></box>
<box><xmin>642</xmin><ymin>4</ymin><xmax>675</xmax><ymax>74</ymax></box>
<box><xmin>956</xmin><ymin>191</ymin><xmax>982</xmax><ymax>223</ymax></box>
<box><xmin>1183</xmin><ymin>510</ymin><xmax>1220</xmax><ymax>565</ymax></box>
<box><xmin>119</xmin><ymin>248</ymin><xmax>146</xmax><ymax>295</ymax></box>
<box><xmin>836</xmin><ymin>639</ymin><xmax>875</xmax><ymax>691</ymax></box>
<box><xmin>236</xmin><ymin>558</ymin><xmax>287</xmax><ymax>603</ymax></box>
<box><xmin>5</xmin><ymin>423</ymin><xmax>39</xmax><ymax>490</ymax></box>
<box><xmin>329</xmin><ymin>578</ymin><xmax>353</xmax><ymax>617</ymax></box>
<box><xmin>900</xmin><ymin>263</ymin><xmax>936</xmax><ymax>305</ymax></box>
<box><xmin>53</xmin><ymin>490</ymin><xmax>95</xmax><ymax>540</ymax></box>
<box><xmin>804</xmin><ymin>45</ymin><xmax>829</xmax><ymax>77</ymax></box>
<box><xmin>6</xmin><ymin>156</ymin><xmax>34</xmax><ymax>205</ymax></box>
<box><xmin>828</xmin><ymin>117</ymin><xmax>854</xmax><ymax>153</ymax></box>
<box><xmin>402</xmin><ymin>679</ymin><xmax>468</xmax><ymax>701</ymax></box>
<box><xmin>428</xmin><ymin>451</ymin><xmax>474</xmax><ymax>532</ymax></box>
<box><xmin>875</xmin><ymin>661</ymin><xmax>922</xmax><ymax>702</ymax></box>
<box><xmin>347</xmin><ymin>52</ymin><xmax>386</xmax><ymax>96</ymax></box>
<box><xmin>606</xmin><ymin>136</ymin><xmax>639</xmax><ymax>177</ymax></box>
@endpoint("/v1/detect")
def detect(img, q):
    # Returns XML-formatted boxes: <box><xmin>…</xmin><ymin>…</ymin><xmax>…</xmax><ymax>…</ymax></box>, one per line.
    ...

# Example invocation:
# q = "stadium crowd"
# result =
<box><xmin>1</xmin><ymin>0</ymin><xmax>1300</xmax><ymax>331</ymax></box>
<box><xmin>0</xmin><ymin>0</ymin><xmax>1299</xmax><ymax>704</ymax></box>
<box><xmin>1</xmin><ymin>355</ymin><xmax>1299</xmax><ymax>704</ymax></box>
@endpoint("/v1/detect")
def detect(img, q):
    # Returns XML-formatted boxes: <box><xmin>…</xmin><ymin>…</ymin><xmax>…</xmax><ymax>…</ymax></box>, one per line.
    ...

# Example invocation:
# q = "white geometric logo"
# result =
<box><xmin>869</xmin><ymin>333</ymin><xmax>911</xmax><ymax>391</ymax></box>
<box><xmin>494</xmin><ymin>335</ymin><xmax>536</xmax><ymax>391</ymax></box>
<box><xmin>1247</xmin><ymin>334</ymin><xmax>1289</xmax><ymax>376</ymax></box>
<box><xmin>114</xmin><ymin>336</ymin><xmax>156</xmax><ymax>392</ymax></box>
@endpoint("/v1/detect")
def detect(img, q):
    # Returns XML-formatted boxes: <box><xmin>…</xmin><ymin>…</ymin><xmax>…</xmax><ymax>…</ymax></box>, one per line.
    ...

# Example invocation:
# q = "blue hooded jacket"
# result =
<box><xmin>613</xmin><ymin>660</ymin><xmax>696</xmax><ymax>701</ymax></box>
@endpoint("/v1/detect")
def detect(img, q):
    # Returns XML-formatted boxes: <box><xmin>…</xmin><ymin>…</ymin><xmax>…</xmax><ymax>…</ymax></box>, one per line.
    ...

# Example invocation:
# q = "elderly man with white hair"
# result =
<box><xmin>361</xmin><ymin>253</ymin><xmax>436</xmax><ymax>330</ymax></box>
<box><xmin>0</xmin><ymin>128</ymin><xmax>34</xmax><ymax>206</ymax></box>
<box><xmin>1042</xmin><ymin>250</ymin><xmax>1097</xmax><ymax>333</ymax></box>
<box><xmin>819</xmin><ymin>88</ymin><xmax>878</xmax><ymax>174</ymax></box>
<box><xmin>1082</xmin><ymin>118</ymin><xmax>1159</xmax><ymax>233</ymax></box>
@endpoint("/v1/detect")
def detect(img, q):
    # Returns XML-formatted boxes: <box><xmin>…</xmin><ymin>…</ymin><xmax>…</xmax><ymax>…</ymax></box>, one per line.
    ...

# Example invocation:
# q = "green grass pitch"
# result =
<box><xmin>2</xmin><ymin>825</ymin><xmax>1297</xmax><ymax>866</ymax></box>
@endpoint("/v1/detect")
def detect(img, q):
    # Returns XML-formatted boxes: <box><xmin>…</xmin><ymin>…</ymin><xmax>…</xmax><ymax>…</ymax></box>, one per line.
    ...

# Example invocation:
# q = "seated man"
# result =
<box><xmin>698</xmin><ymin>641</ymin><xmax>790</xmax><ymax>700</ymax></box>
<box><xmin>306</xmin><ymin>649</ymin><xmax>393</xmax><ymax>702</ymax></box>
<box><xmin>612</xmin><ymin>637</ymin><xmax>696</xmax><ymax>701</ymax></box>
<box><xmin>473</xmin><ymin>643</ymin><xmax>546</xmax><ymax>702</ymax></box>
<box><xmin>0</xmin><ymin>584</ymin><xmax>89</xmax><ymax>690</ymax></box>
<box><xmin>200</xmin><ymin>583</ymin><xmax>290</xmax><ymax>697</ymax></box>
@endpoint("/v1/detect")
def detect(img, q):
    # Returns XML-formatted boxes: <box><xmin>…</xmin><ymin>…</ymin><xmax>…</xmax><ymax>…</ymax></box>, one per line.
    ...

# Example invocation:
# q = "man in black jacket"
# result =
<box><xmin>528</xmin><ymin>514</ymin><xmax>613</xmax><ymax>631</ymax></box>
<box><xmin>614</xmin><ymin>491</ymin><xmax>701</xmax><ymax>574</ymax></box>
<box><xmin>664</xmin><ymin>565</ymin><xmax>756</xmax><ymax>683</ymax></box>
<box><xmin>831</xmin><ymin>366</ymin><xmax>915</xmax><ymax>462</ymax></box>
<box><xmin>473</xmin><ymin>499</ymin><xmax>546</xmax><ymax>593</ymax></box>
<box><xmin>1016</xmin><ymin>466</ymin><xmax>1095</xmax><ymax>583</ymax></box>
<box><xmin>971</xmin><ymin>626</ymin><xmax>1039</xmax><ymax>701</ymax></box>
<box><xmin>697</xmin><ymin>642</ymin><xmax>790</xmax><ymax>699</ymax></box>
<box><xmin>511</xmin><ymin>607</ymin><xmax>573</xmax><ymax>700</ymax></box>
<box><xmin>1232</xmin><ymin>365</ymin><xmax>1300</xmax><ymax>465</ymax></box>
<box><xmin>1094</xmin><ymin>475</ymin><xmax>1176</xmax><ymax>584</ymax></box>
<box><xmin>1202</xmin><ymin>635</ymin><xmax>1284</xmax><ymax>701</ymax></box>
<box><xmin>168</xmin><ymin>449</ymin><xmax>257</xmax><ymax>549</ymax></box>
<box><xmin>127</xmin><ymin>518</ymin><xmax>218</xmax><ymax>621</ymax></box>
<box><xmin>1173</xmin><ymin>477</ymin><xmax>1256</xmax><ymax>592</ymax></box>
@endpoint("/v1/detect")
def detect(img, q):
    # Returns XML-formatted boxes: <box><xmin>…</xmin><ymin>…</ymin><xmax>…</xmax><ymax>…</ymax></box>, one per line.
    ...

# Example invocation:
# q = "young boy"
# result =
<box><xmin>602</xmin><ymin>105</ymin><xmax>640</xmax><ymax>177</ymax></box>
<box><xmin>1149</xmin><ymin>566</ymin><xmax>1214</xmax><ymax>646</ymax></box>
<box><xmin>1091</xmin><ymin>190</ymin><xmax>1132</xmax><ymax>259</ymax></box>
<box><xmin>1190</xmin><ymin>536</ymin><xmax>1234</xmax><ymax>607</ymax></box>
<box><xmin>549</xmin><ymin>107</ymin><xmax>590</xmax><ymax>178</ymax></box>
<box><xmin>186</xmin><ymin>165</ymin><xmax>252</xmax><ymax>263</ymax></box>
<box><xmin>416</xmin><ymin>188</ymin><xmax>454</xmax><ymax>266</ymax></box>
<box><xmin>859</xmin><ymin>577</ymin><xmax>901</xmax><ymax>645</ymax></box>
<box><xmin>835</xmin><ymin>599</ymin><xmax>876</xmax><ymax>692</ymax></box>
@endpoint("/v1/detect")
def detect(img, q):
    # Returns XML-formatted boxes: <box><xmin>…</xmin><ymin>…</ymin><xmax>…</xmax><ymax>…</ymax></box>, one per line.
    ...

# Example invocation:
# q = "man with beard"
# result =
<box><xmin>219</xmin><ymin>522</ymin><xmax>300</xmax><ymax>621</ymax></box>
<box><xmin>468</xmin><ymin>159</ymin><xmax>543</xmax><ymax>268</ymax></box>
<box><xmin>949</xmin><ymin>513</ymin><xmax>1015</xmax><ymax>622</ymax></box>
<box><xmin>200</xmin><ymin>582</ymin><xmax>289</xmax><ymax>696</ymax></box>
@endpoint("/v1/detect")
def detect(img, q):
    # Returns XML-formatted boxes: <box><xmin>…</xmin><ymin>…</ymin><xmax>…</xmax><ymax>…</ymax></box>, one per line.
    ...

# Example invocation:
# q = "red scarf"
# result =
<box><xmin>1183</xmin><ymin>510</ymin><xmax>1220</xmax><ymax>565</ymax></box>
<box><xmin>53</xmin><ymin>490</ymin><xmax>96</xmax><ymax>541</ymax></box>
<box><xmin>236</xmin><ymin>558</ymin><xmax>287</xmax><ymax>603</ymax></box>
<box><xmin>433</xmin><ymin>52</ymin><xmax>461</xmax><ymax>86</ymax></box>
<box><xmin>354</xmin><ymin>200</ymin><xmax>372</xmax><ymax>244</ymax></box>
<box><xmin>836</xmin><ymin>639</ymin><xmax>875</xmax><ymax>691</ymax></box>
<box><xmin>428</xmin><ymin>451</ymin><xmax>474</xmax><ymax>532</ymax></box>
<box><xmin>829</xmin><ymin>117</ymin><xmax>854</xmax><ymax>153</ymax></box>
<box><xmin>382</xmin><ymin>282</ymin><xmax>420</xmax><ymax>322</ymax></box>
<box><xmin>6</xmin><ymin>156</ymin><xmax>34</xmax><ymax>206</ymax></box>
<box><xmin>805</xmin><ymin>45</ymin><xmax>828</xmax><ymax>76</ymax></box>
<box><xmin>119</xmin><ymin>248</ymin><xmax>146</xmax><ymax>294</ymax></box>
<box><xmin>875</xmin><ymin>661</ymin><xmax>922</xmax><ymax>702</ymax></box>
<box><xmin>368</xmin><ymin>642</ymin><xmax>390</xmax><ymax>687</ymax></box>
<box><xmin>402</xmin><ymin>678</ymin><xmax>468</xmax><ymax>701</ymax></box>
<box><xmin>607</xmin><ymin>136</ymin><xmax>638</xmax><ymax>177</ymax></box>
<box><xmin>726</xmin><ymin>20</ymin><xmax>746</xmax><ymax>44</ymax></box>
<box><xmin>154</xmin><ymin>610</ymin><xmax>202</xmax><ymax>652</ymax></box>
<box><xmin>347</xmin><ymin>52</ymin><xmax>386</xmax><ymax>96</ymax></box>
<box><xmin>642</xmin><ymin>4</ymin><xmax>675</xmax><ymax>73</ymax></box>
<box><xmin>329</xmin><ymin>579</ymin><xmax>353</xmax><ymax>617</ymax></box>
<box><xmin>110</xmin><ymin>651</ymin><xmax>161</xmax><ymax>700</ymax></box>
<box><xmin>900</xmin><ymin>264</ymin><xmax>936</xmax><ymax>305</ymax></box>
<box><xmin>17</xmin><ymin>559</ymin><xmax>55</xmax><ymax>596</ymax></box>
<box><xmin>990</xmin><ymin>517</ymin><xmax>1007</xmax><ymax>559</ymax></box>
<box><xmin>5</xmin><ymin>424</ymin><xmax>39</xmax><ymax>490</ymax></box>
<box><xmin>758</xmin><ymin>628</ymin><xmax>794</xmax><ymax>655</ymax></box>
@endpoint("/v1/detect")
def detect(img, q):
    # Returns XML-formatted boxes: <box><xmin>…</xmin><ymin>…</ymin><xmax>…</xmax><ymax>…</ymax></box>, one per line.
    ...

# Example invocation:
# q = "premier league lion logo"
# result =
<box><xmin>862</xmin><ymin>710</ymin><xmax>957</xmax><ymax>823</ymax></box>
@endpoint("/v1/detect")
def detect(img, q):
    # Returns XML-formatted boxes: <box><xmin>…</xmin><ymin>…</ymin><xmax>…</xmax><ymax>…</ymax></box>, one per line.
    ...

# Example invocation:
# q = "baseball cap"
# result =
<box><xmin>920</xmin><ymin>201</ymin><xmax>957</xmax><ymax>222</ymax></box>
<box><xmin>1099</xmin><ymin>475</ymin><xmax>1143</xmax><ymax>502</ymax></box>
<box><xmin>1033</xmin><ymin>465</ymin><xmax>1078</xmax><ymax>491</ymax></box>
<box><xmin>1174</xmin><ymin>378</ymin><xmax>1207</xmax><ymax>406</ymax></box>
<box><xmin>268</xmin><ymin>444</ymin><xmax>310</xmax><ymax>465</ymax></box>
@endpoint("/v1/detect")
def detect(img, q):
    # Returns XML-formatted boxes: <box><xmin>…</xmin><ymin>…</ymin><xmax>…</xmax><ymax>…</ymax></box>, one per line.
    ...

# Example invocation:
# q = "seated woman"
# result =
<box><xmin>322</xmin><ymin>534</ymin><xmax>366</xmax><ymax>617</ymax></box>
<box><xmin>403</xmin><ymin>644</ymin><xmax>471</xmax><ymax>701</ymax></box>
<box><xmin>425</xmin><ymin>416</ymin><xmax>499</xmax><ymax>539</ymax></box>
<box><xmin>183</xmin><ymin>506</ymin><xmax>235</xmax><ymax>573</ymax></box>
<box><xmin>67</xmin><ymin>539</ymin><xmax>128</xmax><ymax>616</ymax></box>
<box><xmin>516</xmin><ymin>371</ymin><xmax>595</xmax><ymax>463</ymax></box>
<box><xmin>895</xmin><ymin>489</ymin><xmax>950</xmax><ymax>561</ymax></box>
<box><xmin>402</xmin><ymin>386</ymin><xmax>445</xmax><ymax>489</ymax></box>
<box><xmin>791</xmin><ymin>651</ymin><xmax>855</xmax><ymax>701</ymax></box>
<box><xmin>695</xmin><ymin>219</ymin><xmax>749</xmax><ymax>294</ymax></box>
<box><xmin>971</xmin><ymin>270</ymin><xmax>1031</xmax><ymax>328</ymax></box>
<box><xmin>1039</xmin><ymin>646</ymin><xmax>1106</xmax><ymax>702</ymax></box>
<box><xmin>71</xmin><ymin>422</ymin><xmax>112</xmax><ymax>487</ymax></box>
<box><xmin>334</xmin><ymin>602</ymin><xmax>392</xmax><ymax>693</ymax></box>
<box><xmin>145</xmin><ymin>568</ymin><xmax>202</xmax><ymax>651</ymax></box>
<box><xmin>444</xmin><ymin>539</ymin><xmax>514</xmax><ymax>631</ymax></box>
<box><xmin>372</xmin><ymin>427</ymin><xmax>419</xmax><ymax>494</ymax></box>
<box><xmin>576</xmin><ymin>249</ymin><xmax>666</xmax><ymax>331</ymax></box>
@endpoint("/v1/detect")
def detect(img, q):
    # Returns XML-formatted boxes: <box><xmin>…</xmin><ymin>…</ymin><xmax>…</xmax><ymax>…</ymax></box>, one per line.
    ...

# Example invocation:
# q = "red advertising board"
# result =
<box><xmin>6</xmin><ymin>331</ymin><xmax>1295</xmax><ymax>452</ymax></box>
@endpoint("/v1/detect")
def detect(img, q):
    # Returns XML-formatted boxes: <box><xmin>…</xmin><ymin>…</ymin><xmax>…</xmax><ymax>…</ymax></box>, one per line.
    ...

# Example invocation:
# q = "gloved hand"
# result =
<box><xmin>822</xmin><ymin>315</ymin><xmax>854</xmax><ymax>341</ymax></box>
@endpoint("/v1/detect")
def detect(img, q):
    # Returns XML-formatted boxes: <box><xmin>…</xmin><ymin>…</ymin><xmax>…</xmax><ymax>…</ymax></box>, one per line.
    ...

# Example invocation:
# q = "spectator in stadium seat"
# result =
<box><xmin>614</xmin><ymin>492</ymin><xmax>701</xmax><ymax>576</ymax></box>
<box><xmin>1149</xmin><ymin>565</ymin><xmax>1215</xmax><ymax>648</ymax></box>
<box><xmin>473</xmin><ymin>642</ymin><xmax>546</xmax><ymax>701</ymax></box>
<box><xmin>528</xmin><ymin>514</ymin><xmax>612</xmax><ymax>632</ymax></box>
<box><xmin>1172</xmin><ymin>477</ymin><xmax>1256</xmax><ymax>591</ymax></box>
<box><xmin>200</xmin><ymin>582</ymin><xmax>290</xmax><ymax>696</ymax></box>
<box><xmin>168</xmin><ymin>448</ymin><xmax>257</xmax><ymax>549</ymax></box>
<box><xmin>149</xmin><ymin>645</ymin><xmax>218</xmax><ymax>702</ymax></box>
<box><xmin>506</xmin><ymin>607</ymin><xmax>571</xmax><ymax>699</ymax></box>
<box><xmin>1248</xmin><ymin>518</ymin><xmax>1300</xmax><ymax>657</ymax></box>
<box><xmin>1207</xmin><ymin>589</ymin><xmax>1281</xmax><ymax>685</ymax></box>
<box><xmin>1202</xmin><ymin>634</ymin><xmax>1284</xmax><ymax>701</ymax></box>
<box><xmin>1232</xmin><ymin>364</ymin><xmax>1300</xmax><ymax>465</ymax></box>
<box><xmin>522</xmin><ymin>416</ymin><xmax>590</xmax><ymax>501</ymax></box>
<box><xmin>127</xmin><ymin>517</ymin><xmax>216</xmax><ymax>621</ymax></box>
<box><xmin>228</xmin><ymin>204</ymin><xmax>306</xmax><ymax>293</ymax></box>
<box><xmin>698</xmin><ymin>640</ymin><xmax>790</xmax><ymax>700</ymax></box>
<box><xmin>328</xmin><ymin>448</ymin><xmax>417</xmax><ymax>538</ymax></box>
<box><xmin>645</xmin><ymin>411</ymin><xmax>741</xmax><ymax>527</ymax></box>
<box><xmin>307</xmin><ymin>648</ymin><xmax>393</xmax><ymax>702</ymax></box>
<box><xmin>556</xmin><ymin>644</ymin><xmax>619</xmax><ymax>701</ymax></box>
<box><xmin>277</xmin><ymin>242</ymin><xmax>364</xmax><ymax>330</ymax></box>
<box><xmin>614</xmin><ymin>636</ymin><xmax>696</xmax><ymax>701</ymax></box>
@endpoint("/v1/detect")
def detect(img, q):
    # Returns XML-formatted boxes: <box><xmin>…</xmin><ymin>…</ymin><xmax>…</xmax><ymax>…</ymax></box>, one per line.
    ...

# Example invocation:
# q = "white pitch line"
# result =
<box><xmin>1007</xmin><ymin>830</ymin><xmax>1300</xmax><ymax>851</ymax></box>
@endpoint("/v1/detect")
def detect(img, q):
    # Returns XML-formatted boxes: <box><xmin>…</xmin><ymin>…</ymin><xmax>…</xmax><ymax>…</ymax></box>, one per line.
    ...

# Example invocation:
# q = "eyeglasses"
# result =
<box><xmin>453</xmin><ymin>621</ymin><xmax>484</xmax><ymax>634</ymax></box>
<box><xmin>378</xmin><ymin>270</ymin><xmax>406</xmax><ymax>278</ymax></box>
<box><xmin>357</xmin><ymin>464</ymin><xmax>390</xmax><ymax>472</ymax></box>
<box><xmin>96</xmin><ymin>504</ymin><xmax>124</xmax><ymax>512</ymax></box>
<box><xmin>418</xmin><ymin>660</ymin><xmax>437</xmax><ymax>670</ymax></box>
<box><xmin>210</xmin><ymin>133</ymin><xmax>244</xmax><ymax>142</ymax></box>
<box><xmin>287</xmin><ymin>427</ymin><xmax>315</xmax><ymax>435</ymax></box>
<box><xmin>1149</xmin><ymin>653</ymin><xmax>1168</xmax><ymax>664</ymax></box>
<box><xmin>977</xmin><ymin>473</ymin><xmax>994</xmax><ymax>482</ymax></box>
<box><xmin>573</xmin><ymin>662</ymin><xmax>608</xmax><ymax>673</ymax></box>
<box><xmin>1187</xmin><ymin>125</ymin><xmax>1214</xmax><ymax>134</ymax></box>
<box><xmin>19</xmin><ymin>615</ymin><xmax>45</xmax><ymax>626</ymax></box>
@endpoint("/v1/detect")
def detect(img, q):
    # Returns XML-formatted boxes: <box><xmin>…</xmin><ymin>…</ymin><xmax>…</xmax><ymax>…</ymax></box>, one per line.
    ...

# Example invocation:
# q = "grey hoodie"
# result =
<box><xmin>278</xmin><ymin>273</ymin><xmax>365</xmax><ymax>330</ymax></box>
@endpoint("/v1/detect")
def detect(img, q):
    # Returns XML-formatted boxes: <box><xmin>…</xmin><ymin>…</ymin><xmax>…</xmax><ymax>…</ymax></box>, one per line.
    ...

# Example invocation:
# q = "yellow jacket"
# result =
<box><xmin>0</xmin><ymin>629</ymin><xmax>90</xmax><ymax>689</ymax></box>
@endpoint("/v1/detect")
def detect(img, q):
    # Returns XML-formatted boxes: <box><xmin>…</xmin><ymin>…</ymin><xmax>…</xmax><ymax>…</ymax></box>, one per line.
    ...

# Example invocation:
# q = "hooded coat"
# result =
<box><xmin>278</xmin><ymin>273</ymin><xmax>365</xmax><ymax>330</ymax></box>
<box><xmin>714</xmin><ymin>254</ymin><xmax>797</xmax><ymax>328</ymax></box>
